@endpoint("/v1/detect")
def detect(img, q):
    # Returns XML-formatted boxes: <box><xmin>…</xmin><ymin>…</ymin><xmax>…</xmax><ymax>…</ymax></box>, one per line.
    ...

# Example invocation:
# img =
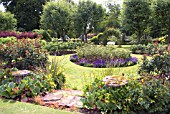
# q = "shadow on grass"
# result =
<box><xmin>1</xmin><ymin>98</ymin><xmax>16</xmax><ymax>103</ymax></box>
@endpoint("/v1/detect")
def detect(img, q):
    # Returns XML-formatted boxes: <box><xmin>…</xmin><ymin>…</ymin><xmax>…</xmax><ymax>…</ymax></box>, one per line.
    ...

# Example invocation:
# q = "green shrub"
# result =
<box><xmin>0</xmin><ymin>37</ymin><xmax>16</xmax><ymax>44</ymax></box>
<box><xmin>0</xmin><ymin>38</ymin><xmax>48</xmax><ymax>70</ymax></box>
<box><xmin>112</xmin><ymin>48</ymin><xmax>131</xmax><ymax>59</ymax></box>
<box><xmin>44</xmin><ymin>41</ymin><xmax>84</xmax><ymax>53</ymax></box>
<box><xmin>83</xmin><ymin>77</ymin><xmax>170</xmax><ymax>113</ymax></box>
<box><xmin>33</xmin><ymin>29</ymin><xmax>52</xmax><ymax>42</ymax></box>
<box><xmin>90</xmin><ymin>33</ymin><xmax>103</xmax><ymax>45</ymax></box>
<box><xmin>139</xmin><ymin>48</ymin><xmax>170</xmax><ymax>78</ymax></box>
<box><xmin>153</xmin><ymin>35</ymin><xmax>167</xmax><ymax>44</ymax></box>
<box><xmin>130</xmin><ymin>44</ymin><xmax>166</xmax><ymax>55</ymax></box>
<box><xmin>77</xmin><ymin>44</ymin><xmax>130</xmax><ymax>60</ymax></box>
<box><xmin>101</xmin><ymin>28</ymin><xmax>121</xmax><ymax>45</ymax></box>
<box><xmin>0</xmin><ymin>11</ymin><xmax>17</xmax><ymax>31</ymax></box>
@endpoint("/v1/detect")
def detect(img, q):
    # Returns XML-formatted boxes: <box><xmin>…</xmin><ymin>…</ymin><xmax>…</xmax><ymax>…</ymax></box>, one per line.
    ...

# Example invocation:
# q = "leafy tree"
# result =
<box><xmin>0</xmin><ymin>11</ymin><xmax>17</xmax><ymax>30</ymax></box>
<box><xmin>106</xmin><ymin>2</ymin><xmax>121</xmax><ymax>28</ymax></box>
<box><xmin>121</xmin><ymin>0</ymin><xmax>151</xmax><ymax>44</ymax></box>
<box><xmin>40</xmin><ymin>0</ymin><xmax>75</xmax><ymax>41</ymax></box>
<box><xmin>96</xmin><ymin>2</ymin><xmax>121</xmax><ymax>32</ymax></box>
<box><xmin>0</xmin><ymin>0</ymin><xmax>49</xmax><ymax>31</ymax></box>
<box><xmin>74</xmin><ymin>0</ymin><xmax>105</xmax><ymax>42</ymax></box>
<box><xmin>153</xmin><ymin>0</ymin><xmax>170</xmax><ymax>43</ymax></box>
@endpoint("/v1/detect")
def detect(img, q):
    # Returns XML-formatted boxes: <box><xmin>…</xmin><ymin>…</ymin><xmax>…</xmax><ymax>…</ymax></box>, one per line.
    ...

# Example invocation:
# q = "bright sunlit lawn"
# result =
<box><xmin>0</xmin><ymin>99</ymin><xmax>79</xmax><ymax>114</ymax></box>
<box><xmin>49</xmin><ymin>53</ymin><xmax>143</xmax><ymax>90</ymax></box>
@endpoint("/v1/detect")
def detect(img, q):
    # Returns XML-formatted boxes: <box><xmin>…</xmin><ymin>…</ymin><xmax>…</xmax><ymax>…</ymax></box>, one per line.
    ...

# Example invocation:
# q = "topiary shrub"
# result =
<box><xmin>90</xmin><ymin>33</ymin><xmax>103</xmax><ymax>45</ymax></box>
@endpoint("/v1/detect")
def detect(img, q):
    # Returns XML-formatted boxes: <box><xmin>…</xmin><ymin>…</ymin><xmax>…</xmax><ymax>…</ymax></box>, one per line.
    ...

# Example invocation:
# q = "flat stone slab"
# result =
<box><xmin>42</xmin><ymin>93</ymin><xmax>63</xmax><ymax>101</ymax></box>
<box><xmin>12</xmin><ymin>70</ymin><xmax>31</xmax><ymax>77</ymax></box>
<box><xmin>41</xmin><ymin>90</ymin><xmax>83</xmax><ymax>108</ymax></box>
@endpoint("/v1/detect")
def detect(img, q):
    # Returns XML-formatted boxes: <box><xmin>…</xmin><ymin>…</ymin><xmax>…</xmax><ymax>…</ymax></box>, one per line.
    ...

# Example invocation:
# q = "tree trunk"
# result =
<box><xmin>84</xmin><ymin>28</ymin><xmax>87</xmax><ymax>43</ymax></box>
<box><xmin>85</xmin><ymin>33</ymin><xmax>87</xmax><ymax>43</ymax></box>
<box><xmin>62</xmin><ymin>30</ymin><xmax>66</xmax><ymax>42</ymax></box>
<box><xmin>167</xmin><ymin>29</ymin><xmax>170</xmax><ymax>44</ymax></box>
<box><xmin>122</xmin><ymin>33</ymin><xmax>126</xmax><ymax>42</ymax></box>
<box><xmin>138</xmin><ymin>31</ymin><xmax>141</xmax><ymax>44</ymax></box>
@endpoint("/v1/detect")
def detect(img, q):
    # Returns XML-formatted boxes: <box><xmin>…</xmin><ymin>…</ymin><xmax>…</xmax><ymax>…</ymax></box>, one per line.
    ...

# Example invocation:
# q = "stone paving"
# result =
<box><xmin>41</xmin><ymin>90</ymin><xmax>84</xmax><ymax>108</ymax></box>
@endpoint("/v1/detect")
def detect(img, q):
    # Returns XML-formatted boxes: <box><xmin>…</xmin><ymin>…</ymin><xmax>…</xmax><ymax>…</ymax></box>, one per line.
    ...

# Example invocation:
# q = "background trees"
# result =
<box><xmin>0</xmin><ymin>0</ymin><xmax>49</xmax><ymax>31</ymax></box>
<box><xmin>121</xmin><ymin>0</ymin><xmax>151</xmax><ymax>44</ymax></box>
<box><xmin>74</xmin><ymin>0</ymin><xmax>105</xmax><ymax>42</ymax></box>
<box><xmin>40</xmin><ymin>0</ymin><xmax>75</xmax><ymax>41</ymax></box>
<box><xmin>0</xmin><ymin>11</ymin><xmax>17</xmax><ymax>31</ymax></box>
<box><xmin>0</xmin><ymin>0</ymin><xmax>169</xmax><ymax>44</ymax></box>
<box><xmin>153</xmin><ymin>0</ymin><xmax>170</xmax><ymax>43</ymax></box>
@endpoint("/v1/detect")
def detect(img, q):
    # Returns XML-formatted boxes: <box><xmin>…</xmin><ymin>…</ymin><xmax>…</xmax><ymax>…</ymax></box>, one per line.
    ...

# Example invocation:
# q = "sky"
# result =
<box><xmin>0</xmin><ymin>0</ymin><xmax>123</xmax><ymax>12</ymax></box>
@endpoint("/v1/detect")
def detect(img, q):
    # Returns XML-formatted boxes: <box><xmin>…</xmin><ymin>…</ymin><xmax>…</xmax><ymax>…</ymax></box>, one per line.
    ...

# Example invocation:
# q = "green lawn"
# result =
<box><xmin>0</xmin><ymin>99</ymin><xmax>79</xmax><ymax>114</ymax></box>
<box><xmin>49</xmin><ymin>54</ymin><xmax>143</xmax><ymax>90</ymax></box>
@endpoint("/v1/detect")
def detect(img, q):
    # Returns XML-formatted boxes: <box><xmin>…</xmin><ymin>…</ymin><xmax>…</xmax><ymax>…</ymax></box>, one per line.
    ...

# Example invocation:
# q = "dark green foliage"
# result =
<box><xmin>153</xmin><ymin>0</ymin><xmax>170</xmax><ymax>43</ymax></box>
<box><xmin>0</xmin><ymin>11</ymin><xmax>17</xmax><ymax>31</ymax></box>
<box><xmin>122</xmin><ymin>0</ymin><xmax>151</xmax><ymax>44</ymax></box>
<box><xmin>1</xmin><ymin>0</ymin><xmax>49</xmax><ymax>31</ymax></box>
<box><xmin>102</xmin><ymin>28</ymin><xmax>121</xmax><ymax>45</ymax></box>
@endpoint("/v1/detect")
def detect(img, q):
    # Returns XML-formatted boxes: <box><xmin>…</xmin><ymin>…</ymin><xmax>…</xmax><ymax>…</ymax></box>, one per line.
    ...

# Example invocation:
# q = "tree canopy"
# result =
<box><xmin>122</xmin><ymin>0</ymin><xmax>151</xmax><ymax>44</ymax></box>
<box><xmin>0</xmin><ymin>0</ymin><xmax>49</xmax><ymax>31</ymax></box>
<box><xmin>40</xmin><ymin>0</ymin><xmax>75</xmax><ymax>41</ymax></box>
<box><xmin>153</xmin><ymin>0</ymin><xmax>170</xmax><ymax>43</ymax></box>
<box><xmin>74</xmin><ymin>0</ymin><xmax>105</xmax><ymax>42</ymax></box>
<box><xmin>0</xmin><ymin>11</ymin><xmax>17</xmax><ymax>31</ymax></box>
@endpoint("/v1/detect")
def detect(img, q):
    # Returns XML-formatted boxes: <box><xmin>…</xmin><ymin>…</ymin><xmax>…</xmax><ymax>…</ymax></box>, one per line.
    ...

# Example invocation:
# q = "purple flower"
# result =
<box><xmin>130</xmin><ymin>57</ymin><xmax>138</xmax><ymax>63</ymax></box>
<box><xmin>79</xmin><ymin>58</ymin><xmax>89</xmax><ymax>66</ymax></box>
<box><xmin>93</xmin><ymin>59</ymin><xmax>106</xmax><ymax>68</ymax></box>
<box><xmin>70</xmin><ymin>54</ymin><xmax>78</xmax><ymax>62</ymax></box>
<box><xmin>109</xmin><ymin>59</ymin><xmax>126</xmax><ymax>67</ymax></box>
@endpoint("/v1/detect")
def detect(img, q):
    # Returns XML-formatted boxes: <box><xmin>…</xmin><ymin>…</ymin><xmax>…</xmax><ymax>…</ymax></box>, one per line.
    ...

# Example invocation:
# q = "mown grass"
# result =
<box><xmin>0</xmin><ymin>99</ymin><xmax>79</xmax><ymax>114</ymax></box>
<box><xmin>49</xmin><ymin>54</ymin><xmax>143</xmax><ymax>90</ymax></box>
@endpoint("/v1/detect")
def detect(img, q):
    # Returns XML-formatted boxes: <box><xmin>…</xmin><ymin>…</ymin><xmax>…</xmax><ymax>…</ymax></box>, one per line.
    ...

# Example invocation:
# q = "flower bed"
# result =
<box><xmin>70</xmin><ymin>54</ymin><xmax>137</xmax><ymax>68</ymax></box>
<box><xmin>70</xmin><ymin>45</ymin><xmax>138</xmax><ymax>68</ymax></box>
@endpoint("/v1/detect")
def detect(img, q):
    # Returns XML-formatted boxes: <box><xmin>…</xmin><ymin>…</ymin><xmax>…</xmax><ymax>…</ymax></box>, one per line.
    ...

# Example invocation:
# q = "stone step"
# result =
<box><xmin>41</xmin><ymin>90</ymin><xmax>84</xmax><ymax>108</ymax></box>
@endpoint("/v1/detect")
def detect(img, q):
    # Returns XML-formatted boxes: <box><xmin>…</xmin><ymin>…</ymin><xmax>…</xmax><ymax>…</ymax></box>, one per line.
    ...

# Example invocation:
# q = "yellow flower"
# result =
<box><xmin>141</xmin><ymin>79</ymin><xmax>145</xmax><ymax>83</ymax></box>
